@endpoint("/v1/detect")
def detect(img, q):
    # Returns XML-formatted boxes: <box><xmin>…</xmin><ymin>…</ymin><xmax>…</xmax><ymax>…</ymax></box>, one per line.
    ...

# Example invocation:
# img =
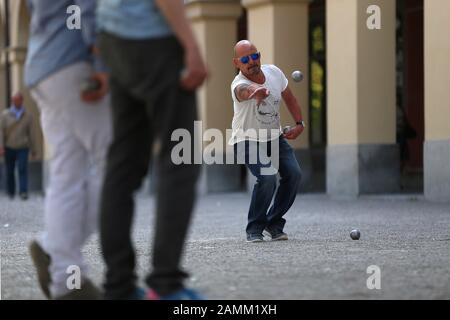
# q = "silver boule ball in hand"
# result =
<box><xmin>283</xmin><ymin>126</ymin><xmax>292</xmax><ymax>134</ymax></box>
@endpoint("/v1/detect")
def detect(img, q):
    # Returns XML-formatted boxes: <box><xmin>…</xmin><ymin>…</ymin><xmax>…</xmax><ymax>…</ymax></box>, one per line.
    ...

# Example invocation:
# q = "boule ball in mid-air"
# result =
<box><xmin>291</xmin><ymin>70</ymin><xmax>304</xmax><ymax>82</ymax></box>
<box><xmin>350</xmin><ymin>229</ymin><xmax>361</xmax><ymax>240</ymax></box>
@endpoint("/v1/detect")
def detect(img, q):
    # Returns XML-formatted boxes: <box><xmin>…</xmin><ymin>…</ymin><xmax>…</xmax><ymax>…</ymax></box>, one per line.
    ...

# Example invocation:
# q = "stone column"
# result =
<box><xmin>186</xmin><ymin>0</ymin><xmax>243</xmax><ymax>193</ymax></box>
<box><xmin>0</xmin><ymin>44</ymin><xmax>5</xmax><ymax>112</ymax></box>
<box><xmin>424</xmin><ymin>0</ymin><xmax>450</xmax><ymax>202</ymax></box>
<box><xmin>326</xmin><ymin>0</ymin><xmax>398</xmax><ymax>196</ymax></box>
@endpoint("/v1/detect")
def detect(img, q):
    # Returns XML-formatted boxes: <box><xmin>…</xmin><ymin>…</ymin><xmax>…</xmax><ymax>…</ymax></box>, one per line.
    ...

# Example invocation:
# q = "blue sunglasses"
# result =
<box><xmin>239</xmin><ymin>52</ymin><xmax>261</xmax><ymax>64</ymax></box>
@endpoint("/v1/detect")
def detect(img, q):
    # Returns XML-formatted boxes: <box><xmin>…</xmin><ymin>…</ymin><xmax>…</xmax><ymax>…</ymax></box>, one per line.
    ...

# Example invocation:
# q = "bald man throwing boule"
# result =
<box><xmin>229</xmin><ymin>40</ymin><xmax>305</xmax><ymax>243</ymax></box>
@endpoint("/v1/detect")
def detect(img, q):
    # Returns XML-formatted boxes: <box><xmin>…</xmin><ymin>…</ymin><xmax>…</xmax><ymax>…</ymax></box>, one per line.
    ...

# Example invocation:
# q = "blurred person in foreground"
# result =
<box><xmin>25</xmin><ymin>0</ymin><xmax>111</xmax><ymax>299</ymax></box>
<box><xmin>97</xmin><ymin>0</ymin><xmax>207</xmax><ymax>299</ymax></box>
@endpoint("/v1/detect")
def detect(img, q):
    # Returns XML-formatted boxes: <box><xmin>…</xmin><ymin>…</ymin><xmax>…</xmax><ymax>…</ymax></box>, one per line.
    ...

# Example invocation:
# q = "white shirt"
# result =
<box><xmin>229</xmin><ymin>64</ymin><xmax>288</xmax><ymax>145</ymax></box>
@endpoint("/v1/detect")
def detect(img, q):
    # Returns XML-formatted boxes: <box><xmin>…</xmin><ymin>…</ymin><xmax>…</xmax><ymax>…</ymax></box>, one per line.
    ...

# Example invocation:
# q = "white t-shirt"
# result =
<box><xmin>228</xmin><ymin>64</ymin><xmax>288</xmax><ymax>145</ymax></box>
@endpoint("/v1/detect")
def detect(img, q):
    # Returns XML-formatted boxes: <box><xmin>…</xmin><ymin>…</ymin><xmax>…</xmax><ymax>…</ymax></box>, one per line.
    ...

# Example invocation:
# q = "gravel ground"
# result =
<box><xmin>1</xmin><ymin>192</ymin><xmax>450</xmax><ymax>300</ymax></box>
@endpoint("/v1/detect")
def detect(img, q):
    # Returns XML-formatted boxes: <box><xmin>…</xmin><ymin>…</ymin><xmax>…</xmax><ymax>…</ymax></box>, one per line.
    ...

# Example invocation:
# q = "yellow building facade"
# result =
<box><xmin>1</xmin><ymin>0</ymin><xmax>449</xmax><ymax>201</ymax></box>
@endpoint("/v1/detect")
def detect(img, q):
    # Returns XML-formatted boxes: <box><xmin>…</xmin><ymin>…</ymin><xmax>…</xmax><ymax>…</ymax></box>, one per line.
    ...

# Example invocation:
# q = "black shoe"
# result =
<box><xmin>20</xmin><ymin>193</ymin><xmax>28</xmax><ymax>200</ymax></box>
<box><xmin>29</xmin><ymin>240</ymin><xmax>51</xmax><ymax>299</ymax></box>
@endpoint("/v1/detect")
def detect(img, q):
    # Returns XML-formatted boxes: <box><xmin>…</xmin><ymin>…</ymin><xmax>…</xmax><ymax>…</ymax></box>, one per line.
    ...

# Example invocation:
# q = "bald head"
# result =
<box><xmin>234</xmin><ymin>40</ymin><xmax>257</xmax><ymax>58</ymax></box>
<box><xmin>233</xmin><ymin>40</ymin><xmax>262</xmax><ymax>79</ymax></box>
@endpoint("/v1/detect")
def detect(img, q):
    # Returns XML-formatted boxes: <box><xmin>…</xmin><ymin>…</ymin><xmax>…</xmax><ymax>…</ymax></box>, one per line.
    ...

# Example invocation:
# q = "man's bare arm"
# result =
<box><xmin>155</xmin><ymin>0</ymin><xmax>197</xmax><ymax>51</ymax></box>
<box><xmin>155</xmin><ymin>0</ymin><xmax>207</xmax><ymax>91</ymax></box>
<box><xmin>234</xmin><ymin>84</ymin><xmax>269</xmax><ymax>104</ymax></box>
<box><xmin>281</xmin><ymin>86</ymin><xmax>303</xmax><ymax>123</ymax></box>
<box><xmin>234</xmin><ymin>84</ymin><xmax>254</xmax><ymax>102</ymax></box>
<box><xmin>281</xmin><ymin>86</ymin><xmax>304</xmax><ymax>139</ymax></box>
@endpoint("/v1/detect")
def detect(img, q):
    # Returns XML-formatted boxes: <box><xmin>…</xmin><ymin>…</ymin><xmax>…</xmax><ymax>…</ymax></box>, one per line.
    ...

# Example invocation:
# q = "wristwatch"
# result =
<box><xmin>296</xmin><ymin>120</ymin><xmax>306</xmax><ymax>128</ymax></box>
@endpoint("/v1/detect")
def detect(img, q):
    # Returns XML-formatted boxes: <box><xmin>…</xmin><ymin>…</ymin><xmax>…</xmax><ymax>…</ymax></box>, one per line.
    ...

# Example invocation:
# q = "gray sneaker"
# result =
<box><xmin>263</xmin><ymin>229</ymin><xmax>288</xmax><ymax>241</ymax></box>
<box><xmin>246</xmin><ymin>234</ymin><xmax>264</xmax><ymax>243</ymax></box>
<box><xmin>29</xmin><ymin>240</ymin><xmax>51</xmax><ymax>299</ymax></box>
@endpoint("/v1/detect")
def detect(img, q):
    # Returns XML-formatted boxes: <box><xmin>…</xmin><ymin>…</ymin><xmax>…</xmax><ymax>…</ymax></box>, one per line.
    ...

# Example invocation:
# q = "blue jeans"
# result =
<box><xmin>234</xmin><ymin>137</ymin><xmax>302</xmax><ymax>236</ymax></box>
<box><xmin>4</xmin><ymin>147</ymin><xmax>29</xmax><ymax>196</ymax></box>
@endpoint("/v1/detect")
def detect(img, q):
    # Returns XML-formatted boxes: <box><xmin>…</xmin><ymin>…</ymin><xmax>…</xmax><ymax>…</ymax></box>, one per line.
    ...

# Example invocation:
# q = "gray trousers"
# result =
<box><xmin>98</xmin><ymin>33</ymin><xmax>200</xmax><ymax>299</ymax></box>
